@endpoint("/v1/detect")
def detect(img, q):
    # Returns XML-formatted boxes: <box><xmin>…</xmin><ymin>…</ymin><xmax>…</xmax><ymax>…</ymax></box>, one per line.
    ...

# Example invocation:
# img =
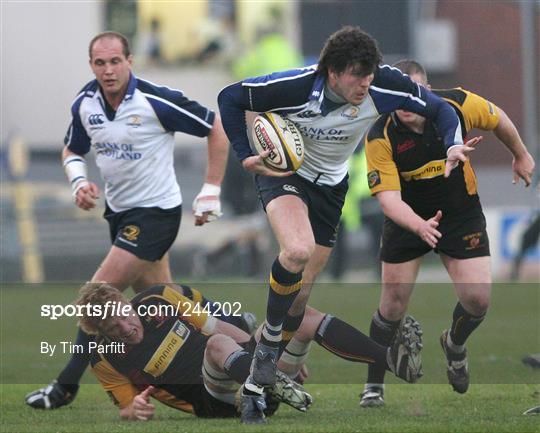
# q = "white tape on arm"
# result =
<box><xmin>198</xmin><ymin>183</ymin><xmax>221</xmax><ymax>197</ymax></box>
<box><xmin>63</xmin><ymin>154</ymin><xmax>88</xmax><ymax>197</ymax></box>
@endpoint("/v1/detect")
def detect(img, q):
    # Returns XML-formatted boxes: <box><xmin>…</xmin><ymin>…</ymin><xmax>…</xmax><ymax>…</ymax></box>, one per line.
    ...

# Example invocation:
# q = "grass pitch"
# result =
<box><xmin>1</xmin><ymin>282</ymin><xmax>539</xmax><ymax>432</ymax></box>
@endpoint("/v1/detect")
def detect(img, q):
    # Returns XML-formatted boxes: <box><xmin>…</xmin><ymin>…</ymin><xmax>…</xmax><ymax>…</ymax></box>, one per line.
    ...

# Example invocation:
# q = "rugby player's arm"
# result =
<box><xmin>492</xmin><ymin>109</ymin><xmax>535</xmax><ymax>186</ymax></box>
<box><xmin>372</xmin><ymin>66</ymin><xmax>464</xmax><ymax>150</ymax></box>
<box><xmin>204</xmin><ymin>115</ymin><xmax>229</xmax><ymax>186</ymax></box>
<box><xmin>62</xmin><ymin>146</ymin><xmax>100</xmax><ymax>210</ymax></box>
<box><xmin>91</xmin><ymin>356</ymin><xmax>141</xmax><ymax>420</ymax></box>
<box><xmin>217</xmin><ymin>67</ymin><xmax>315</xmax><ymax>162</ymax></box>
<box><xmin>454</xmin><ymin>89</ymin><xmax>535</xmax><ymax>186</ymax></box>
<box><xmin>365</xmin><ymin>136</ymin><xmax>441</xmax><ymax>247</ymax></box>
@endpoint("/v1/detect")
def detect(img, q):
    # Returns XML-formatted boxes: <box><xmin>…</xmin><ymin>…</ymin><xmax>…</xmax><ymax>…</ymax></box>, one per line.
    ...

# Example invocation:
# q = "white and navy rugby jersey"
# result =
<box><xmin>64</xmin><ymin>74</ymin><xmax>215</xmax><ymax>212</ymax></box>
<box><xmin>218</xmin><ymin>64</ymin><xmax>463</xmax><ymax>186</ymax></box>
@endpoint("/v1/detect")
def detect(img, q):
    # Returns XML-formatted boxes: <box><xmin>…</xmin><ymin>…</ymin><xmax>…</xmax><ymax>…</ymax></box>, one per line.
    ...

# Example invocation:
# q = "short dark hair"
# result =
<box><xmin>392</xmin><ymin>59</ymin><xmax>427</xmax><ymax>80</ymax></box>
<box><xmin>317</xmin><ymin>26</ymin><xmax>382</xmax><ymax>78</ymax></box>
<box><xmin>89</xmin><ymin>31</ymin><xmax>131</xmax><ymax>59</ymax></box>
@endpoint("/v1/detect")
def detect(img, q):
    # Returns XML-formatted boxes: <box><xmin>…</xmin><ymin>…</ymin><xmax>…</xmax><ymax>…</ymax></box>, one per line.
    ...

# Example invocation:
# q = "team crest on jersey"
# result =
<box><xmin>126</xmin><ymin>115</ymin><xmax>142</xmax><ymax>128</ymax></box>
<box><xmin>341</xmin><ymin>106</ymin><xmax>359</xmax><ymax>120</ymax></box>
<box><xmin>463</xmin><ymin>232</ymin><xmax>483</xmax><ymax>250</ymax></box>
<box><xmin>367</xmin><ymin>170</ymin><xmax>381</xmax><ymax>188</ymax></box>
<box><xmin>122</xmin><ymin>225</ymin><xmax>140</xmax><ymax>241</ymax></box>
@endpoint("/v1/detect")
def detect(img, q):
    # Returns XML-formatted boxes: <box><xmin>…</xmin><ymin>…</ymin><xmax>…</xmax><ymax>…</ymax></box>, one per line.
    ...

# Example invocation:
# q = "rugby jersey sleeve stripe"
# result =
<box><xmin>137</xmin><ymin>79</ymin><xmax>215</xmax><ymax>137</ymax></box>
<box><xmin>218</xmin><ymin>67</ymin><xmax>316</xmax><ymax>161</ymax></box>
<box><xmin>371</xmin><ymin>65</ymin><xmax>464</xmax><ymax>150</ymax></box>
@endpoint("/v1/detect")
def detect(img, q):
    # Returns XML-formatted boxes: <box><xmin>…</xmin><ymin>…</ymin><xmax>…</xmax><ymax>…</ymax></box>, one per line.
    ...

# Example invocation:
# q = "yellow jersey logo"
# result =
<box><xmin>400</xmin><ymin>159</ymin><xmax>446</xmax><ymax>181</ymax></box>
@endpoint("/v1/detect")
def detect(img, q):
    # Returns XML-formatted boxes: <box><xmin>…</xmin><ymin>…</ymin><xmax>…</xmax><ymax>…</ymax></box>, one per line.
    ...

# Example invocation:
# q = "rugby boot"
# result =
<box><xmin>267</xmin><ymin>370</ymin><xmax>313</xmax><ymax>412</ymax></box>
<box><xmin>387</xmin><ymin>315</ymin><xmax>424</xmax><ymax>383</ymax></box>
<box><xmin>359</xmin><ymin>384</ymin><xmax>384</xmax><ymax>408</ymax></box>
<box><xmin>25</xmin><ymin>380</ymin><xmax>78</xmax><ymax>409</ymax></box>
<box><xmin>250</xmin><ymin>341</ymin><xmax>278</xmax><ymax>387</ymax></box>
<box><xmin>440</xmin><ymin>329</ymin><xmax>470</xmax><ymax>394</ymax></box>
<box><xmin>239</xmin><ymin>376</ymin><xmax>267</xmax><ymax>424</ymax></box>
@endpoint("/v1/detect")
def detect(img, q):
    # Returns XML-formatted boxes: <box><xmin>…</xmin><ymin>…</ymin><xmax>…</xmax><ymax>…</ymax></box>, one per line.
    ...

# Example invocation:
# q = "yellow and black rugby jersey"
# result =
<box><xmin>90</xmin><ymin>285</ymin><xmax>216</xmax><ymax>412</ymax></box>
<box><xmin>365</xmin><ymin>88</ymin><xmax>500</xmax><ymax>218</ymax></box>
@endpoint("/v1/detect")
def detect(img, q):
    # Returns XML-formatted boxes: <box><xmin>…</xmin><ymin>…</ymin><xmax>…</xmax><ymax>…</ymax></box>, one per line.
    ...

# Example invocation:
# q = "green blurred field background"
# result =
<box><xmin>1</xmin><ymin>282</ymin><xmax>539</xmax><ymax>432</ymax></box>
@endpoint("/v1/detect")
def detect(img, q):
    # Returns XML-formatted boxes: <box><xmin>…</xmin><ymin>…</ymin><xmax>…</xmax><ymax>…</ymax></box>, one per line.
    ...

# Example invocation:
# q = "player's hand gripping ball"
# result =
<box><xmin>251</xmin><ymin>112</ymin><xmax>304</xmax><ymax>172</ymax></box>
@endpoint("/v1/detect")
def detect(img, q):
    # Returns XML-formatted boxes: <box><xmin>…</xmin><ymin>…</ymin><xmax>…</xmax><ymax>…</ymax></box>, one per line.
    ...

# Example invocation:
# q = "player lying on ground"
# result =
<box><xmin>359</xmin><ymin>59</ymin><xmax>535</xmax><ymax>407</ymax></box>
<box><xmin>25</xmin><ymin>284</ymin><xmax>256</xmax><ymax>410</ymax></box>
<box><xmin>73</xmin><ymin>283</ymin><xmax>423</xmax><ymax>423</ymax></box>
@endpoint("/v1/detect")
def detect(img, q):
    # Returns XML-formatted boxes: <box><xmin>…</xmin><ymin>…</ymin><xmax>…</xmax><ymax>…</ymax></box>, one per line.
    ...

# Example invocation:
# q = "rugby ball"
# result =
<box><xmin>251</xmin><ymin>112</ymin><xmax>304</xmax><ymax>172</ymax></box>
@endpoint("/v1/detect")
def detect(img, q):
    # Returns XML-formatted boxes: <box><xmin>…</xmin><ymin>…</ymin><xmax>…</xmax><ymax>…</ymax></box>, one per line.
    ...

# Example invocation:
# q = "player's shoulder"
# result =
<box><xmin>432</xmin><ymin>87</ymin><xmax>469</xmax><ymax>106</ymax></box>
<box><xmin>135</xmin><ymin>77</ymin><xmax>183</xmax><ymax>98</ymax></box>
<box><xmin>367</xmin><ymin>113</ymin><xmax>391</xmax><ymax>142</ymax></box>
<box><xmin>71</xmin><ymin>79</ymin><xmax>98</xmax><ymax>110</ymax></box>
<box><xmin>371</xmin><ymin>64</ymin><xmax>414</xmax><ymax>91</ymax></box>
<box><xmin>242</xmin><ymin>65</ymin><xmax>317</xmax><ymax>87</ymax></box>
<box><xmin>130</xmin><ymin>284</ymin><xmax>169</xmax><ymax>305</ymax></box>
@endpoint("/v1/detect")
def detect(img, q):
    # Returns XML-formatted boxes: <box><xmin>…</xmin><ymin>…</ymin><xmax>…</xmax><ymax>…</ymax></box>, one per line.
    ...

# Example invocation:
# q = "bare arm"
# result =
<box><xmin>192</xmin><ymin>116</ymin><xmax>229</xmax><ymax>226</ymax></box>
<box><xmin>494</xmin><ymin>108</ymin><xmax>535</xmax><ymax>186</ymax></box>
<box><xmin>376</xmin><ymin>190</ymin><xmax>442</xmax><ymax>248</ymax></box>
<box><xmin>192</xmin><ymin>116</ymin><xmax>229</xmax><ymax>225</ymax></box>
<box><xmin>204</xmin><ymin>116</ymin><xmax>229</xmax><ymax>186</ymax></box>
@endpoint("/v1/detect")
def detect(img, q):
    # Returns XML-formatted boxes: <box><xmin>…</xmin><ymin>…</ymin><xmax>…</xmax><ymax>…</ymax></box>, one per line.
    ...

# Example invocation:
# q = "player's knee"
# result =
<box><xmin>465</xmin><ymin>294</ymin><xmax>490</xmax><ymax>315</ymax></box>
<box><xmin>381</xmin><ymin>289</ymin><xmax>409</xmax><ymax>317</ymax></box>
<box><xmin>206</xmin><ymin>334</ymin><xmax>229</xmax><ymax>358</ymax></box>
<box><xmin>281</xmin><ymin>243</ymin><xmax>314</xmax><ymax>269</ymax></box>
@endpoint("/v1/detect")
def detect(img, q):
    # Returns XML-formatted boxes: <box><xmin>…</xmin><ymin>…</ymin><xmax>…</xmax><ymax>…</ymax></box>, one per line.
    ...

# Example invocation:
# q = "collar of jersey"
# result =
<box><xmin>85</xmin><ymin>73</ymin><xmax>137</xmax><ymax>102</ymax></box>
<box><xmin>124</xmin><ymin>73</ymin><xmax>137</xmax><ymax>101</ymax></box>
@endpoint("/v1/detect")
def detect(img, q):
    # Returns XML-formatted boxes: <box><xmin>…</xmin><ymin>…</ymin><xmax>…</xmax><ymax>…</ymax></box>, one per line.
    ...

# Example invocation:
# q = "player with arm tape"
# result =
<box><xmin>218</xmin><ymin>26</ymin><xmax>464</xmax><ymax>422</ymax></box>
<box><xmin>25</xmin><ymin>30</ymin><xmax>231</xmax><ymax>411</ymax></box>
<box><xmin>359</xmin><ymin>59</ymin><xmax>535</xmax><ymax>407</ymax></box>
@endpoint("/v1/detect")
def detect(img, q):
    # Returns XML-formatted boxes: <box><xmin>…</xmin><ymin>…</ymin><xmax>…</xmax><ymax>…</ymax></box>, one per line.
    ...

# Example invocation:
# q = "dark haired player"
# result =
<box><xmin>218</xmin><ymin>26</ymin><xmax>468</xmax><ymax>421</ymax></box>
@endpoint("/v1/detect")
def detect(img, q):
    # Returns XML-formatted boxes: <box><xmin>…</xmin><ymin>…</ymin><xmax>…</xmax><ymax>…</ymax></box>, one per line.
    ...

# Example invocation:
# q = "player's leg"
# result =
<box><xmin>279</xmin><ymin>245</ymin><xmax>332</xmax><ymax>355</ymax></box>
<box><xmin>131</xmin><ymin>252</ymin><xmax>172</xmax><ymax>291</ymax></box>
<box><xmin>26</xmin><ymin>206</ymin><xmax>181</xmax><ymax>409</ymax></box>
<box><xmin>250</xmin><ymin>194</ymin><xmax>313</xmax><ymax>386</ymax></box>
<box><xmin>279</xmin><ymin>306</ymin><xmax>423</xmax><ymax>385</ymax></box>
<box><xmin>278</xmin><ymin>176</ymin><xmax>348</xmax><ymax>357</ymax></box>
<box><xmin>360</xmin><ymin>258</ymin><xmax>421</xmax><ymax>407</ymax></box>
<box><xmin>203</xmin><ymin>334</ymin><xmax>312</xmax><ymax>424</ymax></box>
<box><xmin>439</xmin><ymin>254</ymin><xmax>491</xmax><ymax>394</ymax></box>
<box><xmin>361</xmin><ymin>217</ymin><xmax>430</xmax><ymax>408</ymax></box>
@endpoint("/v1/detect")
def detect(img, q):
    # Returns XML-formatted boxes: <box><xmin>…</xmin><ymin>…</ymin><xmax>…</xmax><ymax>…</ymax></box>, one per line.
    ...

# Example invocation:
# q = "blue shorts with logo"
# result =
<box><xmin>104</xmin><ymin>203</ymin><xmax>182</xmax><ymax>261</ymax></box>
<box><xmin>254</xmin><ymin>173</ymin><xmax>348</xmax><ymax>247</ymax></box>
